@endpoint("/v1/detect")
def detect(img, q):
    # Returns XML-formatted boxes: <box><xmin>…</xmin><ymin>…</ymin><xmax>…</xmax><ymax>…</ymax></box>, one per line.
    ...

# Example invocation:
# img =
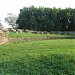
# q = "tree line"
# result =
<box><xmin>16</xmin><ymin>6</ymin><xmax>75</xmax><ymax>31</ymax></box>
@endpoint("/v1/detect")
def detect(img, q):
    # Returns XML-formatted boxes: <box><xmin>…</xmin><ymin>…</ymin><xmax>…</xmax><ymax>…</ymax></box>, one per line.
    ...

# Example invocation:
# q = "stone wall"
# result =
<box><xmin>0</xmin><ymin>30</ymin><xmax>75</xmax><ymax>45</ymax></box>
<box><xmin>9</xmin><ymin>36</ymin><xmax>75</xmax><ymax>43</ymax></box>
<box><xmin>0</xmin><ymin>32</ymin><xmax>8</xmax><ymax>45</ymax></box>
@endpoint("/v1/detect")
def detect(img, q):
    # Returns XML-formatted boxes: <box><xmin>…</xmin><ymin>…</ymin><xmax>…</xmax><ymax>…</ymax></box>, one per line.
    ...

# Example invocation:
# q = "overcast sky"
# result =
<box><xmin>0</xmin><ymin>0</ymin><xmax>75</xmax><ymax>28</ymax></box>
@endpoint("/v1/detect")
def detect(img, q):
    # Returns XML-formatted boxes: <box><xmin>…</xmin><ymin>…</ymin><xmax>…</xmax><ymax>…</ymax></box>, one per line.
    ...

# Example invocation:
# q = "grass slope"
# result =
<box><xmin>0</xmin><ymin>39</ymin><xmax>75</xmax><ymax>75</ymax></box>
<box><xmin>8</xmin><ymin>32</ymin><xmax>75</xmax><ymax>38</ymax></box>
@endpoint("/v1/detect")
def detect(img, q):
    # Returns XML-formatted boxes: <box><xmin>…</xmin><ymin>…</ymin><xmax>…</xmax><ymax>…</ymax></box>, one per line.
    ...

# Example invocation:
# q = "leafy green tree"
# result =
<box><xmin>16</xmin><ymin>6</ymin><xmax>75</xmax><ymax>31</ymax></box>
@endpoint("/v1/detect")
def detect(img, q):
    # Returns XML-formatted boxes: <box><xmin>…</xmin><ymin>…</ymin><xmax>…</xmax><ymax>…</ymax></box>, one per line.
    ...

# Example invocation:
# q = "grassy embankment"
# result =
<box><xmin>0</xmin><ymin>39</ymin><xmax>75</xmax><ymax>75</ymax></box>
<box><xmin>8</xmin><ymin>32</ymin><xmax>75</xmax><ymax>38</ymax></box>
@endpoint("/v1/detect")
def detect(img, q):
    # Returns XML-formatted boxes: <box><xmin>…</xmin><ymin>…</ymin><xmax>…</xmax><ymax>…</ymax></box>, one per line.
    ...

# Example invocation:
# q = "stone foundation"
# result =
<box><xmin>0</xmin><ymin>32</ymin><xmax>8</xmax><ymax>45</ymax></box>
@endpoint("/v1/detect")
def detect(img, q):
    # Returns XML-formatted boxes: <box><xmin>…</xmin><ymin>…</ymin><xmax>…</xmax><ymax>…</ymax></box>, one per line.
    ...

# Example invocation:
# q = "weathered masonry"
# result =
<box><xmin>0</xmin><ymin>20</ymin><xmax>8</xmax><ymax>45</ymax></box>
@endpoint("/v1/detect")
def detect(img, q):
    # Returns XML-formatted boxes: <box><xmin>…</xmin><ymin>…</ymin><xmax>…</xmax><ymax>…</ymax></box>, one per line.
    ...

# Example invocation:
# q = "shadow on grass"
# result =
<box><xmin>0</xmin><ymin>54</ymin><xmax>75</xmax><ymax>75</ymax></box>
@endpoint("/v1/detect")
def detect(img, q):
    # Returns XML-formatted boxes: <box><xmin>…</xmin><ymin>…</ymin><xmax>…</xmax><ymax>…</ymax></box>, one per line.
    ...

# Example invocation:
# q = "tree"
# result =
<box><xmin>5</xmin><ymin>13</ymin><xmax>17</xmax><ymax>28</ymax></box>
<box><xmin>16</xmin><ymin>6</ymin><xmax>74</xmax><ymax>31</ymax></box>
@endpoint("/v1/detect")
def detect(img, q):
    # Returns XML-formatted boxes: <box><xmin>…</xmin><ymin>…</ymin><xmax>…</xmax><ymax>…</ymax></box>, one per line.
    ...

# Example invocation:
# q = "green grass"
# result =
<box><xmin>8</xmin><ymin>32</ymin><xmax>75</xmax><ymax>38</ymax></box>
<box><xmin>0</xmin><ymin>39</ymin><xmax>75</xmax><ymax>75</ymax></box>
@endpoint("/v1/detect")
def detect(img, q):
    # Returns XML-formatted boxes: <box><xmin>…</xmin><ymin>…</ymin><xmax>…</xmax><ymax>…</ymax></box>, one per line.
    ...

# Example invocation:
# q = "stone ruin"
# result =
<box><xmin>0</xmin><ymin>20</ymin><xmax>8</xmax><ymax>45</ymax></box>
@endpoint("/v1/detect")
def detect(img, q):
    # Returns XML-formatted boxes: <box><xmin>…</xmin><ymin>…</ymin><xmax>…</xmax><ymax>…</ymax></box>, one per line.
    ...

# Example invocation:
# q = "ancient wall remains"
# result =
<box><xmin>0</xmin><ymin>32</ymin><xmax>8</xmax><ymax>45</ymax></box>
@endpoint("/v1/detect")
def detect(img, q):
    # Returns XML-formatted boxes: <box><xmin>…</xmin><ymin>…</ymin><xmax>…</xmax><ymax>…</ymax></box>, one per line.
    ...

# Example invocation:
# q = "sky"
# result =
<box><xmin>0</xmin><ymin>0</ymin><xmax>75</xmax><ymax>28</ymax></box>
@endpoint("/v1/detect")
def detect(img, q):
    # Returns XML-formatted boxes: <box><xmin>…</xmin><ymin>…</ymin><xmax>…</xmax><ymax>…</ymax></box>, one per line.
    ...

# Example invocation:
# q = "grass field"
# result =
<box><xmin>0</xmin><ymin>39</ymin><xmax>75</xmax><ymax>75</ymax></box>
<box><xmin>8</xmin><ymin>32</ymin><xmax>75</xmax><ymax>38</ymax></box>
